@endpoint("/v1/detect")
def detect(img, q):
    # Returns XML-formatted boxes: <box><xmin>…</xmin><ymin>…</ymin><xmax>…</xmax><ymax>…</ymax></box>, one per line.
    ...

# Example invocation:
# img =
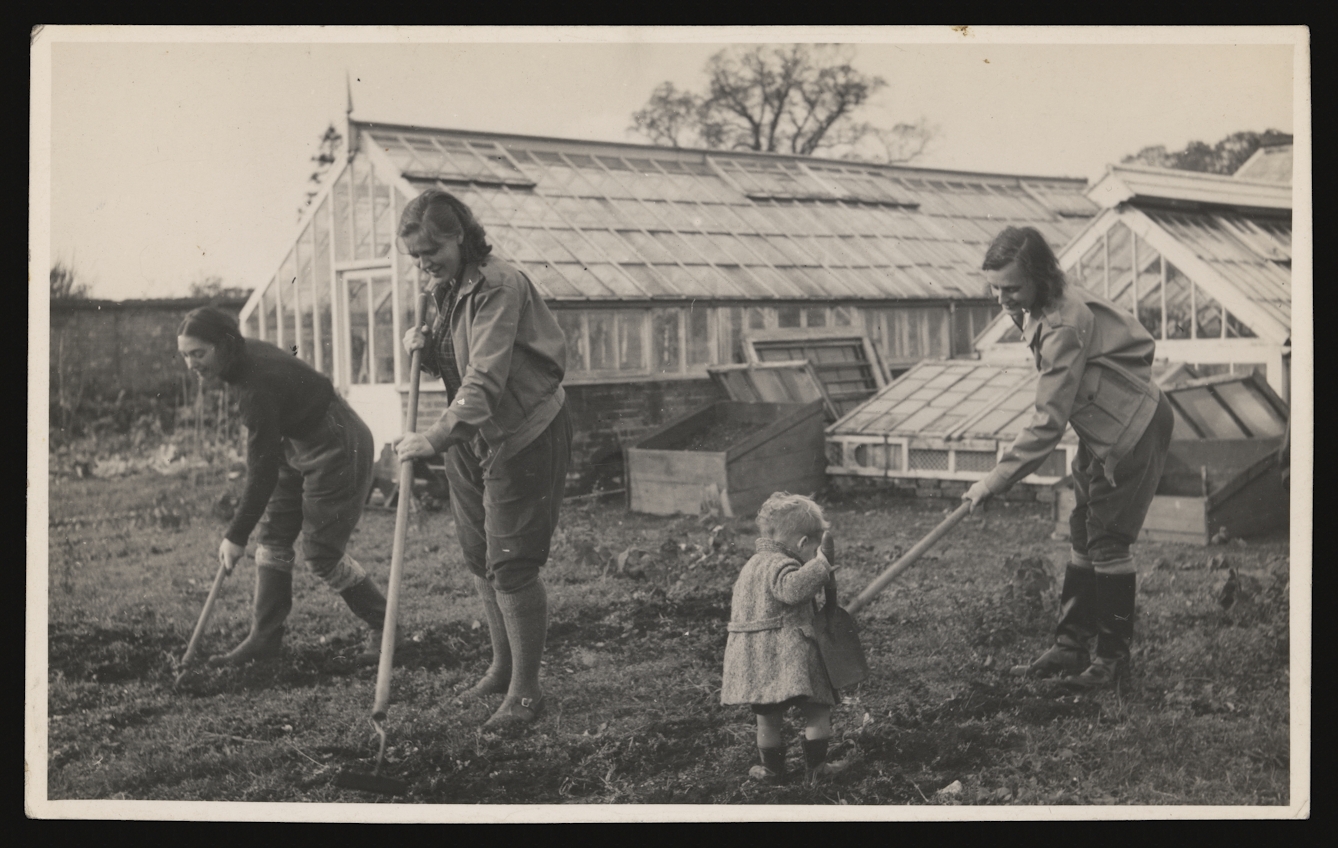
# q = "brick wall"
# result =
<box><xmin>50</xmin><ymin>298</ymin><xmax>248</xmax><ymax>400</ymax></box>
<box><xmin>407</xmin><ymin>377</ymin><xmax>728</xmax><ymax>492</ymax></box>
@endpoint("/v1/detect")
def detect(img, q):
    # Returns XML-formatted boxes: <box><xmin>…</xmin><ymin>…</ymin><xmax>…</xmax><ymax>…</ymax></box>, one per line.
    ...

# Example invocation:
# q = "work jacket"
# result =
<box><xmin>720</xmin><ymin>539</ymin><xmax>837</xmax><ymax>707</ymax></box>
<box><xmin>420</xmin><ymin>256</ymin><xmax>566</xmax><ymax>467</ymax></box>
<box><xmin>981</xmin><ymin>286</ymin><xmax>1162</xmax><ymax>494</ymax></box>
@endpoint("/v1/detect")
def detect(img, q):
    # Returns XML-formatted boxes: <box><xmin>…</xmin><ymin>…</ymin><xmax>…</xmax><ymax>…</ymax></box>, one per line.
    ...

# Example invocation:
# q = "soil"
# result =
<box><xmin>37</xmin><ymin>467</ymin><xmax>1296</xmax><ymax>811</ymax></box>
<box><xmin>664</xmin><ymin>421</ymin><xmax>768</xmax><ymax>453</ymax></box>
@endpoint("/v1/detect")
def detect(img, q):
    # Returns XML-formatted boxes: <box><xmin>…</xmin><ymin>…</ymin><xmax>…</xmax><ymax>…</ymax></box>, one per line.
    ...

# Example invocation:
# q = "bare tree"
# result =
<box><xmin>50</xmin><ymin>260</ymin><xmax>90</xmax><ymax>300</ymax></box>
<box><xmin>630</xmin><ymin>44</ymin><xmax>934</xmax><ymax>163</ymax></box>
<box><xmin>300</xmin><ymin>123</ymin><xmax>344</xmax><ymax>218</ymax></box>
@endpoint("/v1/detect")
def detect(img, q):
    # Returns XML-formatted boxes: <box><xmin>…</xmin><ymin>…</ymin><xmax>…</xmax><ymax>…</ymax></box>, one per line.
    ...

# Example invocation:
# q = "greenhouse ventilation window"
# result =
<box><xmin>743</xmin><ymin>328</ymin><xmax>886</xmax><ymax>416</ymax></box>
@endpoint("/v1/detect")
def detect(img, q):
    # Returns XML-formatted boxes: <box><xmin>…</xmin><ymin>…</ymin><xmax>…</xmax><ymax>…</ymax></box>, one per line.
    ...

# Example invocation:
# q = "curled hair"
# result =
<box><xmin>756</xmin><ymin>492</ymin><xmax>829</xmax><ymax>542</ymax></box>
<box><xmin>397</xmin><ymin>188</ymin><xmax>492</xmax><ymax>266</ymax></box>
<box><xmin>981</xmin><ymin>226</ymin><xmax>1066</xmax><ymax>310</ymax></box>
<box><xmin>178</xmin><ymin>306</ymin><xmax>246</xmax><ymax>375</ymax></box>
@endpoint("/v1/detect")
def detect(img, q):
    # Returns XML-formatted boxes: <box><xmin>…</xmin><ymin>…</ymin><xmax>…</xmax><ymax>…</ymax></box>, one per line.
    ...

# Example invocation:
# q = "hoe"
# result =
<box><xmin>335</xmin><ymin>295</ymin><xmax>429</xmax><ymax>798</ymax></box>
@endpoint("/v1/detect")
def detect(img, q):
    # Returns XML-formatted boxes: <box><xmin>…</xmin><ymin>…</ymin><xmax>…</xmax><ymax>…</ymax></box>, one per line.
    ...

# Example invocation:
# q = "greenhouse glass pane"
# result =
<box><xmin>1194</xmin><ymin>281</ymin><xmax>1222</xmax><ymax>338</ymax></box>
<box><xmin>371</xmin><ymin>275</ymin><xmax>395</xmax><ymax>384</ymax></box>
<box><xmin>1174</xmin><ymin>388</ymin><xmax>1246</xmax><ymax>438</ymax></box>
<box><xmin>1225</xmin><ymin>312</ymin><xmax>1257</xmax><ymax>339</ymax></box>
<box><xmin>297</xmin><ymin>227</ymin><xmax>317</xmax><ymax>366</ymax></box>
<box><xmin>244</xmin><ymin>308</ymin><xmax>261</xmax><ymax>340</ymax></box>
<box><xmin>747</xmin><ymin>306</ymin><xmax>770</xmax><ymax>330</ymax></box>
<box><xmin>777</xmin><ymin>305</ymin><xmax>801</xmax><ymax>328</ymax></box>
<box><xmin>806</xmin><ymin>307</ymin><xmax>827</xmax><ymax>328</ymax></box>
<box><xmin>333</xmin><ymin>168</ymin><xmax>352</xmax><ymax>262</ymax></box>
<box><xmin>372</xmin><ymin>173</ymin><xmax>394</xmax><ymax>258</ymax></box>
<box><xmin>587</xmin><ymin>311</ymin><xmax>617</xmax><ymax>371</ymax></box>
<box><xmin>687</xmin><ymin>305</ymin><xmax>712</xmax><ymax>366</ymax></box>
<box><xmin>1106</xmin><ymin>223</ymin><xmax>1133</xmax><ymax>310</ymax></box>
<box><xmin>314</xmin><ymin>198</ymin><xmax>335</xmax><ymax>378</ymax></box>
<box><xmin>556</xmin><ymin>310</ymin><xmax>587</xmax><ymax>372</ymax></box>
<box><xmin>1164</xmin><ymin>262</ymin><xmax>1192</xmax><ymax>339</ymax></box>
<box><xmin>618</xmin><ymin>311</ymin><xmax>646</xmax><ymax>371</ymax></box>
<box><xmin>651</xmin><ymin>309</ymin><xmax>681</xmax><ymax>374</ymax></box>
<box><xmin>347</xmin><ymin>278</ymin><xmax>371</xmax><ymax>385</ymax></box>
<box><xmin>279</xmin><ymin>249</ymin><xmax>297</xmax><ymax>352</ymax></box>
<box><xmin>353</xmin><ymin>158</ymin><xmax>374</xmax><ymax>261</ymax></box>
<box><xmin>1135</xmin><ymin>236</ymin><xmax>1163</xmax><ymax>338</ymax></box>
<box><xmin>1213</xmin><ymin>382</ymin><xmax>1285</xmax><ymax>437</ymax></box>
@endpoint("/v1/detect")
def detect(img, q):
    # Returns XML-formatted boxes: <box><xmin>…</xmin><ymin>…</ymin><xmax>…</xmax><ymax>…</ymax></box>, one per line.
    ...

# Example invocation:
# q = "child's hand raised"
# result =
<box><xmin>820</xmin><ymin>531</ymin><xmax>838</xmax><ymax>573</ymax></box>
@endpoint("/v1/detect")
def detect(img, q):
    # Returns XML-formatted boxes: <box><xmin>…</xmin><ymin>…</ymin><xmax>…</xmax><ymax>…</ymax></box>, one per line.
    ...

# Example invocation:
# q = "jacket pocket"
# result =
<box><xmin>1068</xmin><ymin>367</ymin><xmax>1123</xmax><ymax>450</ymax></box>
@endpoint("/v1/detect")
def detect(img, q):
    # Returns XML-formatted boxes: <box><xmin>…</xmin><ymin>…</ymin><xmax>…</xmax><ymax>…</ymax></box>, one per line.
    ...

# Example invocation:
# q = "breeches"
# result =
<box><xmin>1069</xmin><ymin>393</ymin><xmax>1175</xmax><ymax>567</ymax></box>
<box><xmin>445</xmin><ymin>405</ymin><xmax>572</xmax><ymax>594</ymax></box>
<box><xmin>254</xmin><ymin>397</ymin><xmax>375</xmax><ymax>587</ymax></box>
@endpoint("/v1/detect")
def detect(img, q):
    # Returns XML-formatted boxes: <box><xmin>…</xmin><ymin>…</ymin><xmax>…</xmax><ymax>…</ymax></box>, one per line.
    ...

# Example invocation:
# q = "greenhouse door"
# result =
<box><xmin>337</xmin><ymin>269</ymin><xmax>404</xmax><ymax>452</ymax></box>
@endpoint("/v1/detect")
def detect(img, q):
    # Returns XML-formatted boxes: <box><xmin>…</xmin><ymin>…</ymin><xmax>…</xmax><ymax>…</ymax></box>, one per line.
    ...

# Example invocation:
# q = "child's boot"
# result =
<box><xmin>748</xmin><ymin>746</ymin><xmax>785</xmax><ymax>784</ymax></box>
<box><xmin>802</xmin><ymin>737</ymin><xmax>850</xmax><ymax>786</ymax></box>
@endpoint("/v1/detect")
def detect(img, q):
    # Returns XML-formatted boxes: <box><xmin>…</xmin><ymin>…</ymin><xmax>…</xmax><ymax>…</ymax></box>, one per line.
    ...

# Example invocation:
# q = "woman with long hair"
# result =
<box><xmin>963</xmin><ymin>226</ymin><xmax>1175</xmax><ymax>691</ymax></box>
<box><xmin>393</xmin><ymin>189</ymin><xmax>572</xmax><ymax>732</ymax></box>
<box><xmin>177</xmin><ymin>307</ymin><xmax>389</xmax><ymax>667</ymax></box>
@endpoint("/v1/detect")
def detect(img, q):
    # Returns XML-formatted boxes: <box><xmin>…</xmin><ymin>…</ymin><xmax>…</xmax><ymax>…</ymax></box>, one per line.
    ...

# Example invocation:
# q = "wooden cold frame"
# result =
<box><xmin>743</xmin><ymin>327</ymin><xmax>888</xmax><ymax>418</ymax></box>
<box><xmin>707</xmin><ymin>359</ymin><xmax>838</xmax><ymax>421</ymax></box>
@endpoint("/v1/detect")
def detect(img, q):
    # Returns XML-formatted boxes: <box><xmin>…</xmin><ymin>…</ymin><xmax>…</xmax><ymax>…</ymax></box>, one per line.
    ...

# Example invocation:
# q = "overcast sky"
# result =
<box><xmin>34</xmin><ymin>27</ymin><xmax>1303</xmax><ymax>301</ymax></box>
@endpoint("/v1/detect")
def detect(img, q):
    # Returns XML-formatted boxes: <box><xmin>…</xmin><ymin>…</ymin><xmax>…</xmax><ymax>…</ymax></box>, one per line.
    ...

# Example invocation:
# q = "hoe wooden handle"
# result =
<box><xmin>372</xmin><ymin>293</ymin><xmax>430</xmax><ymax>720</ymax></box>
<box><xmin>846</xmin><ymin>502</ymin><xmax>971</xmax><ymax>615</ymax></box>
<box><xmin>180</xmin><ymin>559</ymin><xmax>230</xmax><ymax>668</ymax></box>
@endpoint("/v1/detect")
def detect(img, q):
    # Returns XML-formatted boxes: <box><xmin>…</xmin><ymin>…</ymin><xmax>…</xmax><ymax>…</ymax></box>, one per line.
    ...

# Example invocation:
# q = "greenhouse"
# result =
<box><xmin>975</xmin><ymin>158</ymin><xmax>1293</xmax><ymax>403</ymax></box>
<box><xmin>238</xmin><ymin>118</ymin><xmax>1100</xmax><ymax>476</ymax></box>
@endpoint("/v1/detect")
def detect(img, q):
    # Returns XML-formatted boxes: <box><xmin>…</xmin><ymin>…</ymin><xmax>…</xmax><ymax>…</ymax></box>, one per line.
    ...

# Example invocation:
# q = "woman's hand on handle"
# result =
<box><xmin>218</xmin><ymin>539</ymin><xmax>245</xmax><ymax>574</ymax></box>
<box><xmin>962</xmin><ymin>480</ymin><xmax>992</xmax><ymax>514</ymax></box>
<box><xmin>394</xmin><ymin>431</ymin><xmax>437</xmax><ymax>462</ymax></box>
<box><xmin>402</xmin><ymin>326</ymin><xmax>427</xmax><ymax>356</ymax></box>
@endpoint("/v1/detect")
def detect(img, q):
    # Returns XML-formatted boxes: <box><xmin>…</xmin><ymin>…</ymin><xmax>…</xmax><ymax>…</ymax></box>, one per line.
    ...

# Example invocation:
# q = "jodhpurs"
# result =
<box><xmin>445</xmin><ymin>404</ymin><xmax>573</xmax><ymax>594</ymax></box>
<box><xmin>1069</xmin><ymin>393</ymin><xmax>1175</xmax><ymax>571</ymax></box>
<box><xmin>254</xmin><ymin>396</ymin><xmax>375</xmax><ymax>591</ymax></box>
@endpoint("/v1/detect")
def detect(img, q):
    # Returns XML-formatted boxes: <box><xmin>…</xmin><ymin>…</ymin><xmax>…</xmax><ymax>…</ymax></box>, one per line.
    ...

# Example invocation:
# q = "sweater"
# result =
<box><xmin>222</xmin><ymin>338</ymin><xmax>335</xmax><ymax>545</ymax></box>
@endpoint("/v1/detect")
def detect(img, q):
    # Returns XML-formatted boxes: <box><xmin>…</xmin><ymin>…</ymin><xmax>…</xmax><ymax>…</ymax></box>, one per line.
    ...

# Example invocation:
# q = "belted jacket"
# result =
<box><xmin>419</xmin><ymin>256</ymin><xmax>567</xmax><ymax>467</ymax></box>
<box><xmin>982</xmin><ymin>286</ymin><xmax>1163</xmax><ymax>494</ymax></box>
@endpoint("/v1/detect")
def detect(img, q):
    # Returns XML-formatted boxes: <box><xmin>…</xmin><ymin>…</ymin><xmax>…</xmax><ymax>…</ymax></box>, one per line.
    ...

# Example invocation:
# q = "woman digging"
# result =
<box><xmin>392</xmin><ymin>189</ymin><xmax>572</xmax><ymax>733</ymax></box>
<box><xmin>962</xmin><ymin>227</ymin><xmax>1174</xmax><ymax>691</ymax></box>
<box><xmin>177</xmin><ymin>307</ymin><xmax>390</xmax><ymax>667</ymax></box>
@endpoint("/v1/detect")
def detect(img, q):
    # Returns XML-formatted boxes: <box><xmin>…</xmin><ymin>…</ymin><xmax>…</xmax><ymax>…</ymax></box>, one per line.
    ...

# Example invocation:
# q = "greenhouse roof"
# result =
<box><xmin>1233</xmin><ymin>142</ymin><xmax>1293</xmax><ymax>184</ymax></box>
<box><xmin>357</xmin><ymin>120</ymin><xmax>1098</xmax><ymax>303</ymax></box>
<box><xmin>1144</xmin><ymin>208</ymin><xmax>1292</xmax><ymax>331</ymax></box>
<box><xmin>1088</xmin><ymin>163</ymin><xmax>1291</xmax><ymax>213</ymax></box>
<box><xmin>829</xmin><ymin>359</ymin><xmax>1201</xmax><ymax>443</ymax></box>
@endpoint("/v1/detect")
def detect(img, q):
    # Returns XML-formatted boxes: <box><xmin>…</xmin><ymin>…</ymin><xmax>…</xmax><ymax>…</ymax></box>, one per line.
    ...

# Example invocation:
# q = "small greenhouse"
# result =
<box><xmin>975</xmin><ymin>158</ymin><xmax>1293</xmax><ymax>403</ymax></box>
<box><xmin>237</xmin><ymin>117</ymin><xmax>1101</xmax><ymax>482</ymax></box>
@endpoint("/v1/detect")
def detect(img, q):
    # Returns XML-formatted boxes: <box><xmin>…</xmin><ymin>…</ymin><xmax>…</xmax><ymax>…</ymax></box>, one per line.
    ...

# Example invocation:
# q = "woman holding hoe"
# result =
<box><xmin>177</xmin><ymin>307</ymin><xmax>390</xmax><ymax>667</ymax></box>
<box><xmin>962</xmin><ymin>227</ymin><xmax>1174</xmax><ymax>691</ymax></box>
<box><xmin>392</xmin><ymin>189</ymin><xmax>572</xmax><ymax>733</ymax></box>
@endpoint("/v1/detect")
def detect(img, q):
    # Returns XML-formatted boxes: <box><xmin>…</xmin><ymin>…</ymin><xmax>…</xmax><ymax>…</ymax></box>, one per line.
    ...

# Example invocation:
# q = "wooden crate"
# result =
<box><xmin>1053</xmin><ymin>438</ymin><xmax>1288</xmax><ymax>545</ymax></box>
<box><xmin>628</xmin><ymin>400</ymin><xmax>827</xmax><ymax>518</ymax></box>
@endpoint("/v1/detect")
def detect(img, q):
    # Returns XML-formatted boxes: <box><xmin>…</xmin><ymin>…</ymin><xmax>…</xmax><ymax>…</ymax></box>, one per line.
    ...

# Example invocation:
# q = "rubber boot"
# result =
<box><xmin>339</xmin><ymin>576</ymin><xmax>391</xmax><ymax>666</ymax></box>
<box><xmin>750</xmin><ymin>746</ymin><xmax>786</xmax><ymax>784</ymax></box>
<box><xmin>482</xmin><ymin>578</ymin><xmax>548</xmax><ymax>732</ymax></box>
<box><xmin>802</xmin><ymin>737</ymin><xmax>851</xmax><ymax>786</ymax></box>
<box><xmin>1065</xmin><ymin>571</ymin><xmax>1136</xmax><ymax>692</ymax></box>
<box><xmin>209</xmin><ymin>566</ymin><xmax>292</xmax><ymax>666</ymax></box>
<box><xmin>1015</xmin><ymin>562</ymin><xmax>1095</xmax><ymax>677</ymax></box>
<box><xmin>458</xmin><ymin>575</ymin><xmax>511</xmax><ymax>700</ymax></box>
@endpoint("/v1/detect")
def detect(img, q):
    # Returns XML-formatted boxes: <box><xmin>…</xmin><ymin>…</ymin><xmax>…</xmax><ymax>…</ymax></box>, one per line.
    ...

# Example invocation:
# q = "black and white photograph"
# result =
<box><xmin>27</xmin><ymin>26</ymin><xmax>1310</xmax><ymax>822</ymax></box>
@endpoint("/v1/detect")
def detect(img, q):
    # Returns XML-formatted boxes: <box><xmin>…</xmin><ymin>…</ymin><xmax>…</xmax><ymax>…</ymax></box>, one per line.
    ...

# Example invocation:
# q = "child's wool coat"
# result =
<box><xmin>721</xmin><ymin>538</ymin><xmax>837</xmax><ymax>707</ymax></box>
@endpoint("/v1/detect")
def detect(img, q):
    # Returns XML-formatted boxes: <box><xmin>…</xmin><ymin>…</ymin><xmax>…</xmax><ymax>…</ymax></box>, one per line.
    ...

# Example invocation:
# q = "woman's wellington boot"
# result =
<box><xmin>209</xmin><ymin>566</ymin><xmax>292</xmax><ymax>666</ymax></box>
